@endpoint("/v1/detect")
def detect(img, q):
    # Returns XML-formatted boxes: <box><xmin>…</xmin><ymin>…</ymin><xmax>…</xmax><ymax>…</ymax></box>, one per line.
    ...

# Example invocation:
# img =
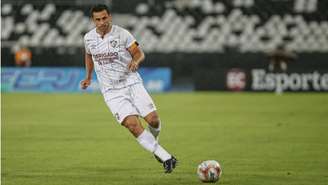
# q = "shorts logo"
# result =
<box><xmin>148</xmin><ymin>103</ymin><xmax>154</xmax><ymax>109</ymax></box>
<box><xmin>115</xmin><ymin>113</ymin><xmax>120</xmax><ymax>120</ymax></box>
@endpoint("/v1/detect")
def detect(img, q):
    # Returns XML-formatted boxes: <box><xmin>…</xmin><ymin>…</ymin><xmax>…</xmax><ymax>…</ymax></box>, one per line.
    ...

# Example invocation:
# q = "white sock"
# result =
<box><xmin>148</xmin><ymin>122</ymin><xmax>161</xmax><ymax>140</ymax></box>
<box><xmin>154</xmin><ymin>145</ymin><xmax>171</xmax><ymax>162</ymax></box>
<box><xmin>136</xmin><ymin>130</ymin><xmax>171</xmax><ymax>162</ymax></box>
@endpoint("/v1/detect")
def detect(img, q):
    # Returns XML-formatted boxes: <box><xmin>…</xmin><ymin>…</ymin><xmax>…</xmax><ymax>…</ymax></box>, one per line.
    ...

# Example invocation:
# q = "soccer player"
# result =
<box><xmin>15</xmin><ymin>46</ymin><xmax>32</xmax><ymax>67</ymax></box>
<box><xmin>267</xmin><ymin>44</ymin><xmax>297</xmax><ymax>72</ymax></box>
<box><xmin>80</xmin><ymin>4</ymin><xmax>177</xmax><ymax>173</ymax></box>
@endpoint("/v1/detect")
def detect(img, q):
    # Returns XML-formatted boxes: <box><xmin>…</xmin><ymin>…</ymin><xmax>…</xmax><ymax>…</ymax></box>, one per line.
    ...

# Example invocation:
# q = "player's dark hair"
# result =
<box><xmin>90</xmin><ymin>4</ymin><xmax>111</xmax><ymax>17</ymax></box>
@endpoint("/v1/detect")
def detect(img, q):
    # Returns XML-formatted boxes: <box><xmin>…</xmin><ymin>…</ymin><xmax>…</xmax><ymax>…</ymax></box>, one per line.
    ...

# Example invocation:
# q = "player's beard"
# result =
<box><xmin>98</xmin><ymin>22</ymin><xmax>111</xmax><ymax>35</ymax></box>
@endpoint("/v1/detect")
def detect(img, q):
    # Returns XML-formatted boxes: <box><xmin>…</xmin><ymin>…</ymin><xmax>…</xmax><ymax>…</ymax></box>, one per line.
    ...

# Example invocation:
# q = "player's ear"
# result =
<box><xmin>90</xmin><ymin>15</ymin><xmax>95</xmax><ymax>23</ymax></box>
<box><xmin>109</xmin><ymin>14</ymin><xmax>112</xmax><ymax>22</ymax></box>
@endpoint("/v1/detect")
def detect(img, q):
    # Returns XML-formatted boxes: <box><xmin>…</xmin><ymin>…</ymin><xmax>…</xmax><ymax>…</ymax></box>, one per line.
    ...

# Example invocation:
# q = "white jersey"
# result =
<box><xmin>84</xmin><ymin>25</ymin><xmax>142</xmax><ymax>93</ymax></box>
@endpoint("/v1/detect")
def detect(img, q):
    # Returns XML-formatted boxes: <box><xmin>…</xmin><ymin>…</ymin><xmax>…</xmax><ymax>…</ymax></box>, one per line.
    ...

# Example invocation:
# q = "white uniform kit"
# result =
<box><xmin>84</xmin><ymin>25</ymin><xmax>156</xmax><ymax>123</ymax></box>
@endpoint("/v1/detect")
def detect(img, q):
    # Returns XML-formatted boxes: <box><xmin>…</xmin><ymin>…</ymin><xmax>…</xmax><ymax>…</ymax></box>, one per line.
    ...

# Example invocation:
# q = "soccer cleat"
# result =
<box><xmin>154</xmin><ymin>154</ymin><xmax>163</xmax><ymax>163</ymax></box>
<box><xmin>163</xmin><ymin>156</ymin><xmax>178</xmax><ymax>173</ymax></box>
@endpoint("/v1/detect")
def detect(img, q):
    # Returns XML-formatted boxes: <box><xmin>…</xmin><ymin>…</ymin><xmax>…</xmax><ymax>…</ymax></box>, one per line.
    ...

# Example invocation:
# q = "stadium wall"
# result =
<box><xmin>194</xmin><ymin>68</ymin><xmax>328</xmax><ymax>92</ymax></box>
<box><xmin>2</xmin><ymin>47</ymin><xmax>328</xmax><ymax>78</ymax></box>
<box><xmin>2</xmin><ymin>0</ymin><xmax>328</xmax><ymax>92</ymax></box>
<box><xmin>1</xmin><ymin>67</ymin><xmax>171</xmax><ymax>93</ymax></box>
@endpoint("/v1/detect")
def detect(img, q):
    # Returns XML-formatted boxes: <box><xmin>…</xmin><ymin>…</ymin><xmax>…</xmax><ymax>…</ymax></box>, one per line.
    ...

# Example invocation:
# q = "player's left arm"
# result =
<box><xmin>127</xmin><ymin>41</ymin><xmax>145</xmax><ymax>72</ymax></box>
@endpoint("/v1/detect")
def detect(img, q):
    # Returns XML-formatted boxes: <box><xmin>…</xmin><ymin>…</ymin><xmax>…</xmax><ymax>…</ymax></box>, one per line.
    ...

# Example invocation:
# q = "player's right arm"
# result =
<box><xmin>80</xmin><ymin>52</ymin><xmax>94</xmax><ymax>89</ymax></box>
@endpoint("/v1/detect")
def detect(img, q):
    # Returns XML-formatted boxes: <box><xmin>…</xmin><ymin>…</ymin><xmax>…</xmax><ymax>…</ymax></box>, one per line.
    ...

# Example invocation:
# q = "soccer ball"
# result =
<box><xmin>197</xmin><ymin>160</ymin><xmax>222</xmax><ymax>183</ymax></box>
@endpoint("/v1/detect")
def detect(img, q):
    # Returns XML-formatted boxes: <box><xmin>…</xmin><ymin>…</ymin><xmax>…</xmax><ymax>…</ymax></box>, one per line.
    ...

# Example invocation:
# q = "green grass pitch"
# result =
<box><xmin>2</xmin><ymin>92</ymin><xmax>328</xmax><ymax>185</ymax></box>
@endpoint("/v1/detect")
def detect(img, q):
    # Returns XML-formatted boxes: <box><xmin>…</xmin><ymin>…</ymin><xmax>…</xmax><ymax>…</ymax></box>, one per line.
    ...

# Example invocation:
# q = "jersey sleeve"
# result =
<box><xmin>122</xmin><ymin>29</ymin><xmax>137</xmax><ymax>48</ymax></box>
<box><xmin>83</xmin><ymin>35</ymin><xmax>91</xmax><ymax>54</ymax></box>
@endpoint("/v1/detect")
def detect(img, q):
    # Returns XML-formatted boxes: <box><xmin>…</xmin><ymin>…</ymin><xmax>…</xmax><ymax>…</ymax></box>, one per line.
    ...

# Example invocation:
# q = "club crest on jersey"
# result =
<box><xmin>110</xmin><ymin>39</ymin><xmax>119</xmax><ymax>48</ymax></box>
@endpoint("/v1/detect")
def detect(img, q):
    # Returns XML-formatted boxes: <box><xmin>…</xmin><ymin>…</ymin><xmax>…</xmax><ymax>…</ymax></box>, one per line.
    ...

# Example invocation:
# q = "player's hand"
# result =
<box><xmin>80</xmin><ymin>79</ymin><xmax>91</xmax><ymax>89</ymax></box>
<box><xmin>128</xmin><ymin>60</ymin><xmax>139</xmax><ymax>72</ymax></box>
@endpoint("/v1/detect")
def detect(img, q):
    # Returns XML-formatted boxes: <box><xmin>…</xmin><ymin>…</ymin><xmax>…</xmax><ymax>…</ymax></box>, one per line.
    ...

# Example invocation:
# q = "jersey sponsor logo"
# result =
<box><xmin>97</xmin><ymin>60</ymin><xmax>113</xmax><ymax>66</ymax></box>
<box><xmin>94</xmin><ymin>52</ymin><xmax>119</xmax><ymax>65</ymax></box>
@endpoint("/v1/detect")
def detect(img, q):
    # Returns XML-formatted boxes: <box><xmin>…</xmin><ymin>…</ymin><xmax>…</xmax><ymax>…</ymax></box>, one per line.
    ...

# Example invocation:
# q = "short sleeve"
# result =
<box><xmin>122</xmin><ymin>29</ymin><xmax>137</xmax><ymax>48</ymax></box>
<box><xmin>84</xmin><ymin>35</ymin><xmax>91</xmax><ymax>54</ymax></box>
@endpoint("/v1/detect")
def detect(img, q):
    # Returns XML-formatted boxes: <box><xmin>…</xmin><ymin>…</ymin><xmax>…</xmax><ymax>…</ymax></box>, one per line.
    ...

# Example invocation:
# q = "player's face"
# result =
<box><xmin>92</xmin><ymin>10</ymin><xmax>112</xmax><ymax>33</ymax></box>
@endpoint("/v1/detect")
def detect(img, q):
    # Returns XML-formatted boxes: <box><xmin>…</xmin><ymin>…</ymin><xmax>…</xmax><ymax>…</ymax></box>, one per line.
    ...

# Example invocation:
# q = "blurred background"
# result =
<box><xmin>2</xmin><ymin>0</ymin><xmax>328</xmax><ymax>93</ymax></box>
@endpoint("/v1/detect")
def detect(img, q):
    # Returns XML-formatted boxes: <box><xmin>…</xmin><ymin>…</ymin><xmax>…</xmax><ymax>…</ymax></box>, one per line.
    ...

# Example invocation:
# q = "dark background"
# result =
<box><xmin>2</xmin><ymin>0</ymin><xmax>328</xmax><ymax>90</ymax></box>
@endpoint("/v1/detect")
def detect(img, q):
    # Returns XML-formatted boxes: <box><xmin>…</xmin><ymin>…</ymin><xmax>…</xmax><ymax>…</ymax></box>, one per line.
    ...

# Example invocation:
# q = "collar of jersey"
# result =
<box><xmin>96</xmin><ymin>25</ymin><xmax>114</xmax><ymax>39</ymax></box>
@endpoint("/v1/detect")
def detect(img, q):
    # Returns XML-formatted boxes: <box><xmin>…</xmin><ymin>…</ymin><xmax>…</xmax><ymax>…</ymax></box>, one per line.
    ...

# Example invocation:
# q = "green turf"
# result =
<box><xmin>2</xmin><ymin>92</ymin><xmax>328</xmax><ymax>185</ymax></box>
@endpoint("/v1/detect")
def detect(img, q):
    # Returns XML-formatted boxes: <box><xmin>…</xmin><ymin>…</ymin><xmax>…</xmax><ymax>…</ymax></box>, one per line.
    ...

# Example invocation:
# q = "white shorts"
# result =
<box><xmin>103</xmin><ymin>83</ymin><xmax>157</xmax><ymax>124</ymax></box>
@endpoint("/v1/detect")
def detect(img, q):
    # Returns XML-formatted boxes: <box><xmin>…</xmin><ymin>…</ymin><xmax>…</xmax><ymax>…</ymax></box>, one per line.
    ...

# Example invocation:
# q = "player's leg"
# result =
<box><xmin>129</xmin><ymin>83</ymin><xmax>161</xmax><ymax>139</ymax></box>
<box><xmin>121</xmin><ymin>115</ymin><xmax>144</xmax><ymax>137</ymax></box>
<box><xmin>269</xmin><ymin>60</ymin><xmax>275</xmax><ymax>71</ymax></box>
<box><xmin>130</xmin><ymin>83</ymin><xmax>178</xmax><ymax>172</ymax></box>
<box><xmin>103</xmin><ymin>88</ymin><xmax>177</xmax><ymax>173</ymax></box>
<box><xmin>144</xmin><ymin>111</ymin><xmax>162</xmax><ymax>163</ymax></box>
<box><xmin>144</xmin><ymin>111</ymin><xmax>161</xmax><ymax>140</ymax></box>
<box><xmin>280</xmin><ymin>61</ymin><xmax>287</xmax><ymax>71</ymax></box>
<box><xmin>121</xmin><ymin>115</ymin><xmax>176</xmax><ymax>173</ymax></box>
<box><xmin>121</xmin><ymin>115</ymin><xmax>161</xmax><ymax>152</ymax></box>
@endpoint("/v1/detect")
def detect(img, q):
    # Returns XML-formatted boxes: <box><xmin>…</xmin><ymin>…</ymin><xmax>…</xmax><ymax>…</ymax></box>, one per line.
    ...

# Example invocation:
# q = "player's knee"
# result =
<box><xmin>148</xmin><ymin>113</ymin><xmax>160</xmax><ymax>128</ymax></box>
<box><xmin>123</xmin><ymin>117</ymin><xmax>142</xmax><ymax>133</ymax></box>
<box><xmin>123</xmin><ymin>120</ymin><xmax>137</xmax><ymax>131</ymax></box>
